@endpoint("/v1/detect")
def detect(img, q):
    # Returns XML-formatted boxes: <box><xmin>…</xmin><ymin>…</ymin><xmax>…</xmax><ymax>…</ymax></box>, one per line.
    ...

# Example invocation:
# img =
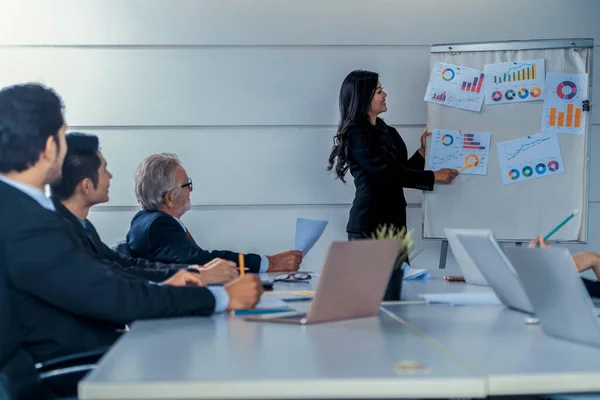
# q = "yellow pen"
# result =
<box><xmin>238</xmin><ymin>253</ymin><xmax>245</xmax><ymax>276</ymax></box>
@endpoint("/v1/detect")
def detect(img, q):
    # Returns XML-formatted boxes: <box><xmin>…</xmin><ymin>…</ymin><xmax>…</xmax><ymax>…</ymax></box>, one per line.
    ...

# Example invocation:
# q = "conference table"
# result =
<box><xmin>393</xmin><ymin>279</ymin><xmax>600</xmax><ymax>396</ymax></box>
<box><xmin>78</xmin><ymin>273</ymin><xmax>600</xmax><ymax>399</ymax></box>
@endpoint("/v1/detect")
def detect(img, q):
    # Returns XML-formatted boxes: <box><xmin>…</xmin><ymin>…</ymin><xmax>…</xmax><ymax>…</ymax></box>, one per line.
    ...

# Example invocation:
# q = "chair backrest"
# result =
<box><xmin>0</xmin><ymin>351</ymin><xmax>53</xmax><ymax>400</ymax></box>
<box><xmin>112</xmin><ymin>240</ymin><xmax>132</xmax><ymax>257</ymax></box>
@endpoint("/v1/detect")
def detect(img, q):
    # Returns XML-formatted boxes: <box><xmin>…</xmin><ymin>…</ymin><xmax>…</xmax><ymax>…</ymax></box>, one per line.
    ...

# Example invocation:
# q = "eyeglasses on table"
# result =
<box><xmin>273</xmin><ymin>273</ymin><xmax>312</xmax><ymax>283</ymax></box>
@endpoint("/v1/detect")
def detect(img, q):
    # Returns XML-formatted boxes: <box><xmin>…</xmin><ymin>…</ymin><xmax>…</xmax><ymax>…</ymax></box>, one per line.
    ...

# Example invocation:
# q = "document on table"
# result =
<box><xmin>255</xmin><ymin>296</ymin><xmax>292</xmax><ymax>310</ymax></box>
<box><xmin>419</xmin><ymin>292</ymin><xmax>501</xmax><ymax>306</ymax></box>
<box><xmin>403</xmin><ymin>266</ymin><xmax>430</xmax><ymax>280</ymax></box>
<box><xmin>294</xmin><ymin>218</ymin><xmax>328</xmax><ymax>255</ymax></box>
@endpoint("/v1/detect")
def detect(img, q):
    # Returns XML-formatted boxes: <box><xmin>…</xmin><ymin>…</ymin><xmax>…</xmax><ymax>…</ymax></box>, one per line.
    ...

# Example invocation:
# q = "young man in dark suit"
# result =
<box><xmin>0</xmin><ymin>83</ymin><xmax>262</xmax><ymax>366</ymax></box>
<box><xmin>126</xmin><ymin>153</ymin><xmax>303</xmax><ymax>273</ymax></box>
<box><xmin>49</xmin><ymin>132</ymin><xmax>238</xmax><ymax>285</ymax></box>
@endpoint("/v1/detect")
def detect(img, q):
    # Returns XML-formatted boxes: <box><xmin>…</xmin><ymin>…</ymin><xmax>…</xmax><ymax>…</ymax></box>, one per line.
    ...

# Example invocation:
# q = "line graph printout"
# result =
<box><xmin>483</xmin><ymin>59</ymin><xmax>545</xmax><ymax>105</ymax></box>
<box><xmin>427</xmin><ymin>130</ymin><xmax>491</xmax><ymax>175</ymax></box>
<box><xmin>496</xmin><ymin>132</ymin><xmax>564</xmax><ymax>185</ymax></box>
<box><xmin>541</xmin><ymin>73</ymin><xmax>588</xmax><ymax>135</ymax></box>
<box><xmin>424</xmin><ymin>62</ymin><xmax>485</xmax><ymax>112</ymax></box>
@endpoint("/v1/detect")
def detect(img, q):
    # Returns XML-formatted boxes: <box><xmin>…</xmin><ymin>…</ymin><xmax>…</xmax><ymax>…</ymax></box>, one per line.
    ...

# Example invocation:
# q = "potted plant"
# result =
<box><xmin>371</xmin><ymin>224</ymin><xmax>416</xmax><ymax>301</ymax></box>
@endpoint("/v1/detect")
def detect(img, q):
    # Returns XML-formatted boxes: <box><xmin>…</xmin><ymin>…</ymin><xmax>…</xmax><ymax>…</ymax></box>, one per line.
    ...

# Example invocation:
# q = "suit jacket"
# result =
<box><xmin>0</xmin><ymin>264</ymin><xmax>18</xmax><ymax>369</ymax></box>
<box><xmin>127</xmin><ymin>210</ymin><xmax>262</xmax><ymax>272</ymax></box>
<box><xmin>0</xmin><ymin>180</ymin><xmax>217</xmax><ymax>363</ymax></box>
<box><xmin>52</xmin><ymin>198</ymin><xmax>188</xmax><ymax>282</ymax></box>
<box><xmin>346</xmin><ymin>119</ymin><xmax>435</xmax><ymax>235</ymax></box>
<box><xmin>0</xmin><ymin>266</ymin><xmax>52</xmax><ymax>400</ymax></box>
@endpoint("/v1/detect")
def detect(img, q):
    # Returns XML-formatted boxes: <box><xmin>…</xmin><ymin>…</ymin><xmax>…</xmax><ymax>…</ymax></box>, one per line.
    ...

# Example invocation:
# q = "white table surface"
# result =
<box><xmin>80</xmin><ymin>273</ymin><xmax>484</xmax><ymax>399</ymax></box>
<box><xmin>79</xmin><ymin>274</ymin><xmax>600</xmax><ymax>399</ymax></box>
<box><xmin>386</xmin><ymin>279</ymin><xmax>600</xmax><ymax>396</ymax></box>
<box><xmin>79</xmin><ymin>311</ymin><xmax>484</xmax><ymax>399</ymax></box>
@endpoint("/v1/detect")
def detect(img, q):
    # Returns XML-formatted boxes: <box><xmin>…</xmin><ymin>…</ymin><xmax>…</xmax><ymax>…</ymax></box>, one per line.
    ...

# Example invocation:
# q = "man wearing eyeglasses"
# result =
<box><xmin>126</xmin><ymin>153</ymin><xmax>302</xmax><ymax>273</ymax></box>
<box><xmin>49</xmin><ymin>133</ymin><xmax>238</xmax><ymax>285</ymax></box>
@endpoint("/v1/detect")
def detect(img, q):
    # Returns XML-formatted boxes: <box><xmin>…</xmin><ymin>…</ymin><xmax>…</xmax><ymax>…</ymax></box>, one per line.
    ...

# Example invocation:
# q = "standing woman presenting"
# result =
<box><xmin>327</xmin><ymin>70</ymin><xmax>458</xmax><ymax>297</ymax></box>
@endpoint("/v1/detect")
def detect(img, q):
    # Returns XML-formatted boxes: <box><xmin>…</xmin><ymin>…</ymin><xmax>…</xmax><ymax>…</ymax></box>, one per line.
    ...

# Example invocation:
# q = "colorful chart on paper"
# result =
<box><xmin>483</xmin><ymin>59</ymin><xmax>545</xmax><ymax>105</ymax></box>
<box><xmin>541</xmin><ymin>73</ymin><xmax>588</xmax><ymax>135</ymax></box>
<box><xmin>424</xmin><ymin>62</ymin><xmax>485</xmax><ymax>112</ymax></box>
<box><xmin>427</xmin><ymin>130</ymin><xmax>491</xmax><ymax>175</ymax></box>
<box><xmin>496</xmin><ymin>132</ymin><xmax>564</xmax><ymax>185</ymax></box>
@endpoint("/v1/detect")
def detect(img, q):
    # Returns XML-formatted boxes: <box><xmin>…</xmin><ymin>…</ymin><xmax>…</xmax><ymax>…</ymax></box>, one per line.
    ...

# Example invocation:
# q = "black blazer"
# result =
<box><xmin>0</xmin><ymin>181</ymin><xmax>217</xmax><ymax>363</ymax></box>
<box><xmin>345</xmin><ymin>119</ymin><xmax>435</xmax><ymax>235</ymax></box>
<box><xmin>126</xmin><ymin>210</ymin><xmax>263</xmax><ymax>273</ymax></box>
<box><xmin>0</xmin><ymin>265</ymin><xmax>51</xmax><ymax>400</ymax></box>
<box><xmin>52</xmin><ymin>198</ymin><xmax>188</xmax><ymax>282</ymax></box>
<box><xmin>0</xmin><ymin>262</ymin><xmax>18</xmax><ymax>369</ymax></box>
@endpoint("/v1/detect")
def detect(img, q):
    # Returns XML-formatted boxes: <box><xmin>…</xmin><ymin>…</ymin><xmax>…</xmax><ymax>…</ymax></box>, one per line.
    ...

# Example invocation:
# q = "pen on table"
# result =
<box><xmin>539</xmin><ymin>209</ymin><xmax>579</xmax><ymax>245</ymax></box>
<box><xmin>444</xmin><ymin>276</ymin><xmax>465</xmax><ymax>282</ymax></box>
<box><xmin>238</xmin><ymin>253</ymin><xmax>245</xmax><ymax>276</ymax></box>
<box><xmin>457</xmin><ymin>156</ymin><xmax>484</xmax><ymax>173</ymax></box>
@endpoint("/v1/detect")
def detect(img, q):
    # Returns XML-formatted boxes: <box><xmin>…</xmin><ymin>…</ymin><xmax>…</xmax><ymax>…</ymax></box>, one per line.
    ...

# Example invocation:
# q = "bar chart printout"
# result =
<box><xmin>461</xmin><ymin>73</ymin><xmax>485</xmax><ymax>93</ymax></box>
<box><xmin>432</xmin><ymin>92</ymin><xmax>446</xmax><ymax>101</ymax></box>
<box><xmin>542</xmin><ymin>73</ymin><xmax>588</xmax><ymax>135</ymax></box>
<box><xmin>484</xmin><ymin>59</ymin><xmax>546</xmax><ymax>105</ymax></box>
<box><xmin>427</xmin><ymin>130</ymin><xmax>491</xmax><ymax>175</ymax></box>
<box><xmin>496</xmin><ymin>132</ymin><xmax>564</xmax><ymax>185</ymax></box>
<box><xmin>424</xmin><ymin>62</ymin><xmax>485</xmax><ymax>112</ymax></box>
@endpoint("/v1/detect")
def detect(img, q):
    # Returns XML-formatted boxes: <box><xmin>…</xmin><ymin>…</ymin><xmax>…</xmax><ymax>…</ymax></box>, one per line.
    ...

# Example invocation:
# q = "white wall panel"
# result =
<box><xmin>1</xmin><ymin>0</ymin><xmax>598</xmax><ymax>46</ymax></box>
<box><xmin>90</xmin><ymin>126</ymin><xmax>425</xmax><ymax>206</ymax></box>
<box><xmin>0</xmin><ymin>47</ymin><xmax>431</xmax><ymax>126</ymax></box>
<box><xmin>0</xmin><ymin>47</ymin><xmax>596</xmax><ymax>127</ymax></box>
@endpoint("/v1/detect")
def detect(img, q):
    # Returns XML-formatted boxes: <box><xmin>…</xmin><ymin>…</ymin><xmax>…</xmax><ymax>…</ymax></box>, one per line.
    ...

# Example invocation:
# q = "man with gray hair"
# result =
<box><xmin>126</xmin><ymin>153</ymin><xmax>302</xmax><ymax>273</ymax></box>
<box><xmin>50</xmin><ymin>132</ymin><xmax>238</xmax><ymax>285</ymax></box>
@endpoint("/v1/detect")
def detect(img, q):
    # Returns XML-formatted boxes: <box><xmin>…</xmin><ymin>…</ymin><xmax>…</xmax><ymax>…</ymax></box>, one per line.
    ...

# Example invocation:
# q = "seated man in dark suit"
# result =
<box><xmin>0</xmin><ymin>83</ymin><xmax>262</xmax><ymax>365</ymax></box>
<box><xmin>126</xmin><ymin>153</ymin><xmax>303</xmax><ymax>273</ymax></box>
<box><xmin>49</xmin><ymin>132</ymin><xmax>238</xmax><ymax>285</ymax></box>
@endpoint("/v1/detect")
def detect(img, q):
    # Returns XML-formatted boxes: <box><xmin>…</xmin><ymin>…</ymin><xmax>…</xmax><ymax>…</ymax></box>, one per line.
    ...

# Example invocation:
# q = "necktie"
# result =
<box><xmin>185</xmin><ymin>228</ymin><xmax>198</xmax><ymax>247</ymax></box>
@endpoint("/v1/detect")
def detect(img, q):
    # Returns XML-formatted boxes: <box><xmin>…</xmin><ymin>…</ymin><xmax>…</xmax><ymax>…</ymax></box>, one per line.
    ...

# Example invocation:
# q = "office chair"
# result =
<box><xmin>0</xmin><ymin>267</ymin><xmax>106</xmax><ymax>399</ymax></box>
<box><xmin>112</xmin><ymin>240</ymin><xmax>132</xmax><ymax>257</ymax></box>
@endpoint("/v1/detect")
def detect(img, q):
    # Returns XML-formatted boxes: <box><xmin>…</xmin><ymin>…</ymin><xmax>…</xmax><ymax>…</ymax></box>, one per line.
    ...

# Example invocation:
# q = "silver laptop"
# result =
<box><xmin>445</xmin><ymin>228</ymin><xmax>489</xmax><ymax>286</ymax></box>
<box><xmin>505</xmin><ymin>247</ymin><xmax>600</xmax><ymax>348</ymax></box>
<box><xmin>454</xmin><ymin>229</ymin><xmax>534</xmax><ymax>314</ymax></box>
<box><xmin>245</xmin><ymin>239</ymin><xmax>402</xmax><ymax>325</ymax></box>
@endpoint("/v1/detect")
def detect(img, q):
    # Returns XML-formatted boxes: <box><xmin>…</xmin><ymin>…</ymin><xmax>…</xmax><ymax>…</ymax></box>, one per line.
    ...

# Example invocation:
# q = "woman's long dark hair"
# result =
<box><xmin>327</xmin><ymin>70</ymin><xmax>379</xmax><ymax>183</ymax></box>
